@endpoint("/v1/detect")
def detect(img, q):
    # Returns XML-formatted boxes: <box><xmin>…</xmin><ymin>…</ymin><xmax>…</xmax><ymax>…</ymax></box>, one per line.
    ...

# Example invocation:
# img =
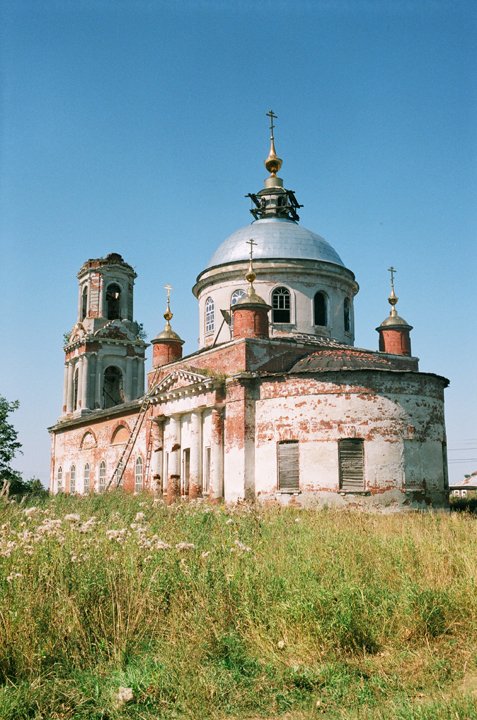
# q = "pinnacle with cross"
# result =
<box><xmin>265</xmin><ymin>110</ymin><xmax>282</xmax><ymax>176</ymax></box>
<box><xmin>245</xmin><ymin>239</ymin><xmax>257</xmax><ymax>293</ymax></box>
<box><xmin>387</xmin><ymin>267</ymin><xmax>399</xmax><ymax>315</ymax></box>
<box><xmin>164</xmin><ymin>284</ymin><xmax>173</xmax><ymax>324</ymax></box>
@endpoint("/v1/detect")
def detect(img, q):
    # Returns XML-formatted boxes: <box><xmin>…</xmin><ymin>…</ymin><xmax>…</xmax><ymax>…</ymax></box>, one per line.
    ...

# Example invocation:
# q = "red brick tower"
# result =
<box><xmin>376</xmin><ymin>267</ymin><xmax>413</xmax><ymax>356</ymax></box>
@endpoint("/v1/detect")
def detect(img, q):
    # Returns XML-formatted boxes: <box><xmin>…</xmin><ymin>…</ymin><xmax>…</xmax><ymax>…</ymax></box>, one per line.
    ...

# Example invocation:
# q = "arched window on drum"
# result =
<box><xmin>205</xmin><ymin>297</ymin><xmax>215</xmax><ymax>335</ymax></box>
<box><xmin>272</xmin><ymin>287</ymin><xmax>291</xmax><ymax>323</ymax></box>
<box><xmin>314</xmin><ymin>291</ymin><xmax>328</xmax><ymax>327</ymax></box>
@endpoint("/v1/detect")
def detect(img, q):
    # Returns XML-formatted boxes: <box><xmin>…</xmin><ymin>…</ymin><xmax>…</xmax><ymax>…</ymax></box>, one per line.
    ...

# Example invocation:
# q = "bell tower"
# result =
<box><xmin>62</xmin><ymin>253</ymin><xmax>147</xmax><ymax>416</ymax></box>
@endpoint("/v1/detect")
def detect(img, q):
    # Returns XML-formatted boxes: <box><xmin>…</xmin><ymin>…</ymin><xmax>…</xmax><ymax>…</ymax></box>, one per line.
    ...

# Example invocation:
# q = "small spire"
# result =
<box><xmin>245</xmin><ymin>238</ymin><xmax>257</xmax><ymax>295</ymax></box>
<box><xmin>387</xmin><ymin>266</ymin><xmax>398</xmax><ymax>317</ymax></box>
<box><xmin>163</xmin><ymin>284</ymin><xmax>173</xmax><ymax>328</ymax></box>
<box><xmin>265</xmin><ymin>109</ymin><xmax>283</xmax><ymax>177</ymax></box>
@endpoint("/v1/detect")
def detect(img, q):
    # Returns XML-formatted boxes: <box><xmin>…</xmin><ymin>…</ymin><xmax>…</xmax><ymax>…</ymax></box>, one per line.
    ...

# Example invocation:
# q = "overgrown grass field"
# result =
<box><xmin>0</xmin><ymin>494</ymin><xmax>476</xmax><ymax>719</ymax></box>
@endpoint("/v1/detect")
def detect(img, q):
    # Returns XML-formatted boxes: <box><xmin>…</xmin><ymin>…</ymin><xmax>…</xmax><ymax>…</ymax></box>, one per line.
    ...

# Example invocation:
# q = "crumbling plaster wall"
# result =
<box><xmin>222</xmin><ymin>370</ymin><xmax>448</xmax><ymax>510</ymax></box>
<box><xmin>50</xmin><ymin>408</ymin><xmax>146</xmax><ymax>494</ymax></box>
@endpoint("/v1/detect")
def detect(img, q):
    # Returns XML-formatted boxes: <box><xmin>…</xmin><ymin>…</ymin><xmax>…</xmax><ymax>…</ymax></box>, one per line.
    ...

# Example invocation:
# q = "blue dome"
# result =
<box><xmin>207</xmin><ymin>217</ymin><xmax>344</xmax><ymax>268</ymax></box>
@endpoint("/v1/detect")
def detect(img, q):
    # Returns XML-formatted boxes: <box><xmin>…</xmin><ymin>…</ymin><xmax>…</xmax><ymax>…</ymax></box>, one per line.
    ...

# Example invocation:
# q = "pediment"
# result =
<box><xmin>150</xmin><ymin>369</ymin><xmax>214</xmax><ymax>403</ymax></box>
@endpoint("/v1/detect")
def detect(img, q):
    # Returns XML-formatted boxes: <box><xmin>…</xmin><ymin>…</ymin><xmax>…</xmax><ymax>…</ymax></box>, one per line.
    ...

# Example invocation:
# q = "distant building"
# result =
<box><xmin>49</xmin><ymin>117</ymin><xmax>449</xmax><ymax>510</ymax></box>
<box><xmin>450</xmin><ymin>473</ymin><xmax>477</xmax><ymax>498</ymax></box>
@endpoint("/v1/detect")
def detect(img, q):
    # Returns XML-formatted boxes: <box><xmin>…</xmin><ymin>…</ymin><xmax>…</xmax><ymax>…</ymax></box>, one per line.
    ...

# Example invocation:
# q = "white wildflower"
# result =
<box><xmin>6</xmin><ymin>572</ymin><xmax>22</xmax><ymax>583</ymax></box>
<box><xmin>277</xmin><ymin>639</ymin><xmax>285</xmax><ymax>650</ymax></box>
<box><xmin>225</xmin><ymin>518</ymin><xmax>234</xmax><ymax>525</ymax></box>
<box><xmin>175</xmin><ymin>542</ymin><xmax>195</xmax><ymax>551</ymax></box>
<box><xmin>115</xmin><ymin>686</ymin><xmax>133</xmax><ymax>706</ymax></box>
<box><xmin>64</xmin><ymin>513</ymin><xmax>81</xmax><ymax>523</ymax></box>
<box><xmin>106</xmin><ymin>528</ymin><xmax>128</xmax><ymax>543</ymax></box>
<box><xmin>201</xmin><ymin>551</ymin><xmax>210</xmax><ymax>559</ymax></box>
<box><xmin>234</xmin><ymin>539</ymin><xmax>252</xmax><ymax>552</ymax></box>
<box><xmin>134</xmin><ymin>511</ymin><xmax>146</xmax><ymax>521</ymax></box>
<box><xmin>23</xmin><ymin>507</ymin><xmax>37</xmax><ymax>517</ymax></box>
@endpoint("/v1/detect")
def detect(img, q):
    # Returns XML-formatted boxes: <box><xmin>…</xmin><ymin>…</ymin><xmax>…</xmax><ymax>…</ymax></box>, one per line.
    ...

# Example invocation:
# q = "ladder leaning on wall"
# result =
<box><xmin>106</xmin><ymin>369</ymin><xmax>161</xmax><ymax>491</ymax></box>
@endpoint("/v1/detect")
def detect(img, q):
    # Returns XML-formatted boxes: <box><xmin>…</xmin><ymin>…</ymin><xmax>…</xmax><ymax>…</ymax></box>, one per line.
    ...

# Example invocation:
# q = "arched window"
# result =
<box><xmin>344</xmin><ymin>298</ymin><xmax>351</xmax><ymax>333</ymax></box>
<box><xmin>205</xmin><ymin>297</ymin><xmax>215</xmax><ymax>334</ymax></box>
<box><xmin>230</xmin><ymin>289</ymin><xmax>246</xmax><ymax>334</ymax></box>
<box><xmin>113</xmin><ymin>461</ymin><xmax>124</xmax><ymax>488</ymax></box>
<box><xmin>314</xmin><ymin>291</ymin><xmax>328</xmax><ymax>326</ymax></box>
<box><xmin>103</xmin><ymin>366</ymin><xmax>123</xmax><ymax>408</ymax></box>
<box><xmin>106</xmin><ymin>283</ymin><xmax>121</xmax><ymax>320</ymax></box>
<box><xmin>81</xmin><ymin>286</ymin><xmax>88</xmax><ymax>321</ymax></box>
<box><xmin>135</xmin><ymin>457</ymin><xmax>144</xmax><ymax>493</ymax></box>
<box><xmin>111</xmin><ymin>425</ymin><xmax>130</xmax><ymax>445</ymax></box>
<box><xmin>231</xmin><ymin>289</ymin><xmax>246</xmax><ymax>307</ymax></box>
<box><xmin>98</xmin><ymin>461</ymin><xmax>106</xmax><ymax>492</ymax></box>
<box><xmin>272</xmin><ymin>287</ymin><xmax>291</xmax><ymax>323</ymax></box>
<box><xmin>57</xmin><ymin>466</ymin><xmax>63</xmax><ymax>493</ymax></box>
<box><xmin>73</xmin><ymin>367</ymin><xmax>79</xmax><ymax>410</ymax></box>
<box><xmin>84</xmin><ymin>463</ymin><xmax>90</xmax><ymax>494</ymax></box>
<box><xmin>70</xmin><ymin>465</ymin><xmax>76</xmax><ymax>494</ymax></box>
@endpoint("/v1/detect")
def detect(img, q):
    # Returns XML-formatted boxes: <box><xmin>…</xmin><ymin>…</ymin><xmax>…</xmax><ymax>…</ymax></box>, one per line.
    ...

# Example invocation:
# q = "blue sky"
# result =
<box><xmin>1</xmin><ymin>0</ymin><xmax>476</xmax><ymax>485</ymax></box>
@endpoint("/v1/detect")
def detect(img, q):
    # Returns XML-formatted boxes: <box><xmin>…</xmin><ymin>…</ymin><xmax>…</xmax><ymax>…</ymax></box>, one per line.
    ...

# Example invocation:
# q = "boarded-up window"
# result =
<box><xmin>277</xmin><ymin>441</ymin><xmax>299</xmax><ymax>492</ymax></box>
<box><xmin>338</xmin><ymin>439</ymin><xmax>364</xmax><ymax>491</ymax></box>
<box><xmin>135</xmin><ymin>457</ymin><xmax>143</xmax><ymax>493</ymax></box>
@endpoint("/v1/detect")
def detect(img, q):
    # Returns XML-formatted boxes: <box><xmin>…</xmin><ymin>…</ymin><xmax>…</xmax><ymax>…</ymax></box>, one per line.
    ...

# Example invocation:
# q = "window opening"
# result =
<box><xmin>344</xmin><ymin>298</ymin><xmax>351</xmax><ymax>333</ymax></box>
<box><xmin>135</xmin><ymin>457</ymin><xmax>143</xmax><ymax>493</ymax></box>
<box><xmin>84</xmin><ymin>463</ymin><xmax>90</xmax><ymax>494</ymax></box>
<box><xmin>182</xmin><ymin>448</ymin><xmax>190</xmax><ymax>496</ymax></box>
<box><xmin>205</xmin><ymin>297</ymin><xmax>215</xmax><ymax>334</ymax></box>
<box><xmin>81</xmin><ymin>286</ymin><xmax>88</xmax><ymax>321</ymax></box>
<box><xmin>103</xmin><ymin>366</ymin><xmax>123</xmax><ymax>408</ymax></box>
<box><xmin>98</xmin><ymin>461</ymin><xmax>106</xmax><ymax>492</ymax></box>
<box><xmin>70</xmin><ymin>465</ymin><xmax>76</xmax><ymax>494</ymax></box>
<box><xmin>314</xmin><ymin>291</ymin><xmax>327</xmax><ymax>326</ymax></box>
<box><xmin>272</xmin><ymin>287</ymin><xmax>291</xmax><ymax>323</ymax></box>
<box><xmin>106</xmin><ymin>283</ymin><xmax>121</xmax><ymax>320</ymax></box>
<box><xmin>57</xmin><ymin>466</ymin><xmax>63</xmax><ymax>493</ymax></box>
<box><xmin>230</xmin><ymin>289</ymin><xmax>246</xmax><ymax>333</ymax></box>
<box><xmin>277</xmin><ymin>440</ymin><xmax>299</xmax><ymax>492</ymax></box>
<box><xmin>338</xmin><ymin>439</ymin><xmax>364</xmax><ymax>491</ymax></box>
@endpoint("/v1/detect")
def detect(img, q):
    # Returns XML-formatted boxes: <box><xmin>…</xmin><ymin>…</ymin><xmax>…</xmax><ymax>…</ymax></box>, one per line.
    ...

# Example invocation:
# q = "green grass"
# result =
<box><xmin>0</xmin><ymin>493</ymin><xmax>476</xmax><ymax>719</ymax></box>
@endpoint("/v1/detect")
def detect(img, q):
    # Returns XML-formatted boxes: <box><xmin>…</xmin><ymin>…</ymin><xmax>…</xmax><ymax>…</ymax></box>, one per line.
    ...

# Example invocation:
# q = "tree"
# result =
<box><xmin>0</xmin><ymin>396</ymin><xmax>22</xmax><ymax>491</ymax></box>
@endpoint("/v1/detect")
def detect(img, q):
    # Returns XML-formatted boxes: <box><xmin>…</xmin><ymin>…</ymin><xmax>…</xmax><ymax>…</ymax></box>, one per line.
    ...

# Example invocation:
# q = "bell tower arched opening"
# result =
<box><xmin>103</xmin><ymin>366</ymin><xmax>123</xmax><ymax>408</ymax></box>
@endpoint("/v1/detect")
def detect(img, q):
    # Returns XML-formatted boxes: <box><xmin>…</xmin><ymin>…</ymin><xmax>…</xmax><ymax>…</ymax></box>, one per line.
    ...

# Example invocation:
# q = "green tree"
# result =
<box><xmin>0</xmin><ymin>396</ymin><xmax>22</xmax><ymax>491</ymax></box>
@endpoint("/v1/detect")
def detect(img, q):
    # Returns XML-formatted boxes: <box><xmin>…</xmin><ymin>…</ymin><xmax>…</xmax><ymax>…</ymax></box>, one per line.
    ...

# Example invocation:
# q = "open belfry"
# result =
<box><xmin>49</xmin><ymin>114</ymin><xmax>449</xmax><ymax>509</ymax></box>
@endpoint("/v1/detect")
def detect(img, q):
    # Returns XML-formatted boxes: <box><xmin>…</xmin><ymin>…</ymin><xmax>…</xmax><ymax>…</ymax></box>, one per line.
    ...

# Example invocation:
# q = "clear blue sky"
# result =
<box><xmin>1</xmin><ymin>0</ymin><xmax>476</xmax><ymax>486</ymax></box>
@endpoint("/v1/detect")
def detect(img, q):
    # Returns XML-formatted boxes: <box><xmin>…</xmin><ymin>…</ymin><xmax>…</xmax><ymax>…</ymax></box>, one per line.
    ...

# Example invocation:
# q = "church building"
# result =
<box><xmin>49</xmin><ymin>115</ymin><xmax>449</xmax><ymax>510</ymax></box>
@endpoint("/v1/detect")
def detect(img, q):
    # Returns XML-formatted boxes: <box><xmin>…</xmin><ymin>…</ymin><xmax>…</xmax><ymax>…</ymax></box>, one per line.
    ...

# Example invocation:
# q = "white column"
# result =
<box><xmin>80</xmin><ymin>355</ymin><xmax>89</xmax><ymax>410</ymax></box>
<box><xmin>211</xmin><ymin>408</ymin><xmax>223</xmax><ymax>500</ymax></box>
<box><xmin>125</xmin><ymin>357</ymin><xmax>133</xmax><ymax>402</ymax></box>
<box><xmin>95</xmin><ymin>356</ymin><xmax>103</xmax><ymax>409</ymax></box>
<box><xmin>62</xmin><ymin>363</ymin><xmax>69</xmax><ymax>413</ymax></box>
<box><xmin>190</xmin><ymin>410</ymin><xmax>202</xmax><ymax>498</ymax></box>
<box><xmin>66</xmin><ymin>361</ymin><xmax>74</xmax><ymax>413</ymax></box>
<box><xmin>150</xmin><ymin>419</ymin><xmax>164</xmax><ymax>494</ymax></box>
<box><xmin>167</xmin><ymin>415</ymin><xmax>180</xmax><ymax>502</ymax></box>
<box><xmin>137</xmin><ymin>357</ymin><xmax>145</xmax><ymax>397</ymax></box>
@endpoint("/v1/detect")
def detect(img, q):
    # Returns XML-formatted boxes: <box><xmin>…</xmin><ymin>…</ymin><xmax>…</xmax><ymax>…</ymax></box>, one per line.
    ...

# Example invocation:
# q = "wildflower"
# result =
<box><xmin>277</xmin><ymin>640</ymin><xmax>285</xmax><ymax>650</ymax></box>
<box><xmin>201</xmin><ymin>551</ymin><xmax>210</xmax><ymax>559</ymax></box>
<box><xmin>115</xmin><ymin>687</ymin><xmax>134</xmax><ymax>706</ymax></box>
<box><xmin>154</xmin><ymin>539</ymin><xmax>171</xmax><ymax>550</ymax></box>
<box><xmin>23</xmin><ymin>507</ymin><xmax>37</xmax><ymax>517</ymax></box>
<box><xmin>64</xmin><ymin>513</ymin><xmax>81</xmax><ymax>523</ymax></box>
<box><xmin>6</xmin><ymin>572</ymin><xmax>22</xmax><ymax>583</ymax></box>
<box><xmin>134</xmin><ymin>511</ymin><xmax>146</xmax><ymax>521</ymax></box>
<box><xmin>234</xmin><ymin>539</ymin><xmax>252</xmax><ymax>552</ymax></box>
<box><xmin>175</xmin><ymin>542</ymin><xmax>195</xmax><ymax>551</ymax></box>
<box><xmin>225</xmin><ymin>518</ymin><xmax>234</xmax><ymax>525</ymax></box>
<box><xmin>106</xmin><ymin>529</ymin><xmax>128</xmax><ymax>543</ymax></box>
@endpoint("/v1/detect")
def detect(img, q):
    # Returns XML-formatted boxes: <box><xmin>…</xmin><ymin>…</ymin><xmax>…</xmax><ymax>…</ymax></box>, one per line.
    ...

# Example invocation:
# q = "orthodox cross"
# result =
<box><xmin>164</xmin><ymin>284</ymin><xmax>172</xmax><ymax>301</ymax></box>
<box><xmin>247</xmin><ymin>238</ymin><xmax>257</xmax><ymax>260</ymax></box>
<box><xmin>266</xmin><ymin>109</ymin><xmax>278</xmax><ymax>139</ymax></box>
<box><xmin>388</xmin><ymin>266</ymin><xmax>397</xmax><ymax>291</ymax></box>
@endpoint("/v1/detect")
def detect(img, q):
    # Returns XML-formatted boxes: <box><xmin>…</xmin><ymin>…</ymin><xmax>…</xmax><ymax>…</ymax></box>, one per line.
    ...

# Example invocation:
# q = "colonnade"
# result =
<box><xmin>150</xmin><ymin>407</ymin><xmax>224</xmax><ymax>501</ymax></box>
